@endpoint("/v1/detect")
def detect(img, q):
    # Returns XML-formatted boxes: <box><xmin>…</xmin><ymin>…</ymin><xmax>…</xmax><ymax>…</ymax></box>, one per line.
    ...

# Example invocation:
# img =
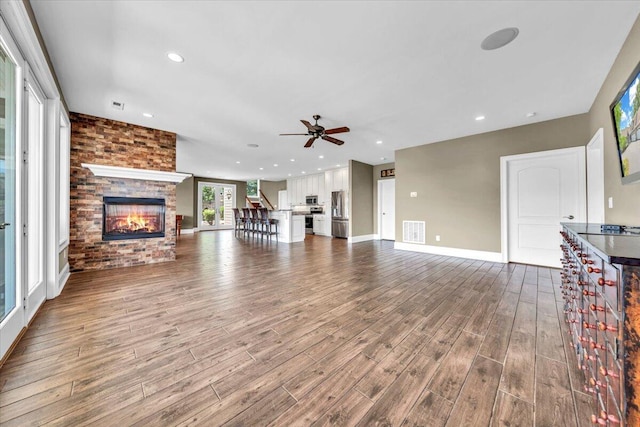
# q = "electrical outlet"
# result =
<box><xmin>435</xmin><ymin>235</ymin><xmax>441</xmax><ymax>242</ymax></box>
<box><xmin>410</xmin><ymin>192</ymin><xmax>417</xmax><ymax>198</ymax></box>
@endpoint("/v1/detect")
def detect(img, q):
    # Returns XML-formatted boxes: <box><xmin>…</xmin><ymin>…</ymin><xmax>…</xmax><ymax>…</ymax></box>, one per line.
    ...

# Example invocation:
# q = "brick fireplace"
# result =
<box><xmin>69</xmin><ymin>113</ymin><xmax>179</xmax><ymax>272</ymax></box>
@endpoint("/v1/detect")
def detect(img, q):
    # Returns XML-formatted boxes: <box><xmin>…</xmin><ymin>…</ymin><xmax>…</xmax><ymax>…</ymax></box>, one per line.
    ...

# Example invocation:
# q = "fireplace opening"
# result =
<box><xmin>103</xmin><ymin>197</ymin><xmax>165</xmax><ymax>241</ymax></box>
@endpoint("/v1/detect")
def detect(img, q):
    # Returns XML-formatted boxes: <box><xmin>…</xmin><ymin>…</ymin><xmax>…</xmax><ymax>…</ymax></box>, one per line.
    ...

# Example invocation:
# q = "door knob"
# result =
<box><xmin>563</xmin><ymin>215</ymin><xmax>574</xmax><ymax>220</ymax></box>
<box><xmin>0</xmin><ymin>222</ymin><xmax>10</xmax><ymax>230</ymax></box>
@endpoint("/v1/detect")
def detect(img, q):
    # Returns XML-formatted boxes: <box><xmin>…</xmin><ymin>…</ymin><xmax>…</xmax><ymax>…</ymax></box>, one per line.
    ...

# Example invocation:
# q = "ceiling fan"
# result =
<box><xmin>280</xmin><ymin>115</ymin><xmax>350</xmax><ymax>148</ymax></box>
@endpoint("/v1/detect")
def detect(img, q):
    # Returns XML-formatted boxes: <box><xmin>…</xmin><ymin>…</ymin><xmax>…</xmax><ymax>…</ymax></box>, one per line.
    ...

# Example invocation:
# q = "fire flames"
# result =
<box><xmin>108</xmin><ymin>211</ymin><xmax>158</xmax><ymax>234</ymax></box>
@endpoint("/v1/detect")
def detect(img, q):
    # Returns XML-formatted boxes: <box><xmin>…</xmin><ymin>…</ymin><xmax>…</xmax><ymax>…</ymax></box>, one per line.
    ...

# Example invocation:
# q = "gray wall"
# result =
<box><xmin>176</xmin><ymin>176</ymin><xmax>247</xmax><ymax>229</ymax></box>
<box><xmin>372</xmin><ymin>162</ymin><xmax>395</xmax><ymax>234</ymax></box>
<box><xmin>260</xmin><ymin>180</ymin><xmax>286</xmax><ymax>209</ymax></box>
<box><xmin>350</xmin><ymin>160</ymin><xmax>374</xmax><ymax>237</ymax></box>
<box><xmin>588</xmin><ymin>14</ymin><xmax>640</xmax><ymax>225</ymax></box>
<box><xmin>395</xmin><ymin>114</ymin><xmax>590</xmax><ymax>253</ymax></box>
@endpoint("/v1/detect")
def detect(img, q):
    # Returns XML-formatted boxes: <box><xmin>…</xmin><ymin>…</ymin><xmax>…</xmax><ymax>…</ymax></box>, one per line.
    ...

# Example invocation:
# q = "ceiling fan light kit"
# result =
<box><xmin>280</xmin><ymin>114</ymin><xmax>350</xmax><ymax>148</ymax></box>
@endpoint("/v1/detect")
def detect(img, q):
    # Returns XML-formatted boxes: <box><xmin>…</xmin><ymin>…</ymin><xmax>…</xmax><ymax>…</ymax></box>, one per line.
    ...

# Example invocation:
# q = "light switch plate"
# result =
<box><xmin>608</xmin><ymin>197</ymin><xmax>613</xmax><ymax>209</ymax></box>
<box><xmin>410</xmin><ymin>192</ymin><xmax>417</xmax><ymax>198</ymax></box>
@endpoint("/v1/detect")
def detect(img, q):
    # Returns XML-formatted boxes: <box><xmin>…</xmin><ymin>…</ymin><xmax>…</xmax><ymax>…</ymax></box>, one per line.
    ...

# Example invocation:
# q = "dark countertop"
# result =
<box><xmin>562</xmin><ymin>222</ymin><xmax>640</xmax><ymax>265</ymax></box>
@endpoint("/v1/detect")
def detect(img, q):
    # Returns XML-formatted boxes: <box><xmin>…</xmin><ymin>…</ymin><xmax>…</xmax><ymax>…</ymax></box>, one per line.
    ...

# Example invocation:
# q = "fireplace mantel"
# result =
<box><xmin>81</xmin><ymin>163</ymin><xmax>191</xmax><ymax>183</ymax></box>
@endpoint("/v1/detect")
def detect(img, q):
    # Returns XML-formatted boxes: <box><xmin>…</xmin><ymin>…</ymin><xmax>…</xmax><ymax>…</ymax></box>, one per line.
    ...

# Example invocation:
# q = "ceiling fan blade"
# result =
<box><xmin>304</xmin><ymin>136</ymin><xmax>318</xmax><ymax>148</ymax></box>
<box><xmin>279</xmin><ymin>133</ymin><xmax>309</xmax><ymax>136</ymax></box>
<box><xmin>322</xmin><ymin>135</ymin><xmax>344</xmax><ymax>145</ymax></box>
<box><xmin>300</xmin><ymin>120</ymin><xmax>314</xmax><ymax>130</ymax></box>
<box><xmin>324</xmin><ymin>126</ymin><xmax>350</xmax><ymax>135</ymax></box>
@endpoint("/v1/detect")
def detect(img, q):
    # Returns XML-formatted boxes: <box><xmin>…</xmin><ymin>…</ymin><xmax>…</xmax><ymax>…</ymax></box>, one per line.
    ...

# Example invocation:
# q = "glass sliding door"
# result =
<box><xmin>0</xmin><ymin>34</ymin><xmax>23</xmax><ymax>360</ymax></box>
<box><xmin>0</xmin><ymin>44</ymin><xmax>16</xmax><ymax>323</ymax></box>
<box><xmin>197</xmin><ymin>182</ymin><xmax>235</xmax><ymax>230</ymax></box>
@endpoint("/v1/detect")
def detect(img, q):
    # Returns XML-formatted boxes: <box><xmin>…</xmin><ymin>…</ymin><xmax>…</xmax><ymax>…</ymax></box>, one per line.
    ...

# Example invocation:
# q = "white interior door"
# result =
<box><xmin>504</xmin><ymin>147</ymin><xmax>586</xmax><ymax>268</ymax></box>
<box><xmin>587</xmin><ymin>128</ymin><xmax>605</xmax><ymax>224</ymax></box>
<box><xmin>378</xmin><ymin>179</ymin><xmax>395</xmax><ymax>240</ymax></box>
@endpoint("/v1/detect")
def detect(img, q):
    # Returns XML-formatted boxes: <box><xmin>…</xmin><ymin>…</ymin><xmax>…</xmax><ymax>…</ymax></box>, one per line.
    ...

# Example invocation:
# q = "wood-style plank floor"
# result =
<box><xmin>0</xmin><ymin>231</ymin><xmax>594</xmax><ymax>426</ymax></box>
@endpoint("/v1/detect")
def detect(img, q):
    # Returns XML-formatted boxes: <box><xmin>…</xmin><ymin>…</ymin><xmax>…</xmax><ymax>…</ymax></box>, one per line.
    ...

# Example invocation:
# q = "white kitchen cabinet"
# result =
<box><xmin>286</xmin><ymin>179</ymin><xmax>294</xmax><ymax>207</ymax></box>
<box><xmin>296</xmin><ymin>178</ymin><xmax>304</xmax><ymax>204</ymax></box>
<box><xmin>306</xmin><ymin>176</ymin><xmax>313</xmax><ymax>196</ymax></box>
<box><xmin>318</xmin><ymin>175</ymin><xmax>326</xmax><ymax>205</ymax></box>
<box><xmin>312</xmin><ymin>214</ymin><xmax>332</xmax><ymax>236</ymax></box>
<box><xmin>288</xmin><ymin>170</ymin><xmax>346</xmax><ymax>207</ymax></box>
<box><xmin>291</xmin><ymin>215</ymin><xmax>306</xmax><ymax>241</ymax></box>
<box><xmin>311</xmin><ymin>175</ymin><xmax>319</xmax><ymax>197</ymax></box>
<box><xmin>324</xmin><ymin>214</ymin><xmax>332</xmax><ymax>236</ymax></box>
<box><xmin>324</xmin><ymin>171</ymin><xmax>332</xmax><ymax>201</ymax></box>
<box><xmin>329</xmin><ymin>167</ymin><xmax>348</xmax><ymax>191</ymax></box>
<box><xmin>313</xmin><ymin>214</ymin><xmax>323</xmax><ymax>234</ymax></box>
<box><xmin>277</xmin><ymin>190</ymin><xmax>287</xmax><ymax>210</ymax></box>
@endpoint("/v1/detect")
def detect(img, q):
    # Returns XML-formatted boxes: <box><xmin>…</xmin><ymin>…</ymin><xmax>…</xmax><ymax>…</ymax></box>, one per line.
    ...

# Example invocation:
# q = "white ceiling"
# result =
<box><xmin>31</xmin><ymin>1</ymin><xmax>640</xmax><ymax>181</ymax></box>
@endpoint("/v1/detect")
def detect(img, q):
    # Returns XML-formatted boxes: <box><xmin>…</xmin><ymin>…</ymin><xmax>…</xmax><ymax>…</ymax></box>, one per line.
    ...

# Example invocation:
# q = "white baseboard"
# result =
<box><xmin>394</xmin><ymin>242</ymin><xmax>504</xmax><ymax>263</ymax></box>
<box><xmin>55</xmin><ymin>263</ymin><xmax>70</xmax><ymax>298</ymax></box>
<box><xmin>348</xmin><ymin>234</ymin><xmax>377</xmax><ymax>244</ymax></box>
<box><xmin>181</xmin><ymin>228</ymin><xmax>195</xmax><ymax>235</ymax></box>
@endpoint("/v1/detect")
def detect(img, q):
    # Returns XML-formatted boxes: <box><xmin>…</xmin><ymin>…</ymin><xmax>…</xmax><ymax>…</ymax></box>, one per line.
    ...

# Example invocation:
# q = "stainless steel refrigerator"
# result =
<box><xmin>331</xmin><ymin>191</ymin><xmax>348</xmax><ymax>238</ymax></box>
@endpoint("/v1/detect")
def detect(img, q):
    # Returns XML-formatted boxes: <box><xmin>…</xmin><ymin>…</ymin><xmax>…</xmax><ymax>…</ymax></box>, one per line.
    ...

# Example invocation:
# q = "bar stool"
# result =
<box><xmin>241</xmin><ymin>208</ymin><xmax>252</xmax><ymax>235</ymax></box>
<box><xmin>232</xmin><ymin>208</ymin><xmax>244</xmax><ymax>236</ymax></box>
<box><xmin>249</xmin><ymin>208</ymin><xmax>261</xmax><ymax>236</ymax></box>
<box><xmin>260</xmin><ymin>208</ymin><xmax>278</xmax><ymax>241</ymax></box>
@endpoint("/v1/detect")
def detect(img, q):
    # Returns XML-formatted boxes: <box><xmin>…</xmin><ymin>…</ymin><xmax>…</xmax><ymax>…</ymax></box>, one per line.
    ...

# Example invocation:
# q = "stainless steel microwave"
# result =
<box><xmin>305</xmin><ymin>195</ymin><xmax>318</xmax><ymax>205</ymax></box>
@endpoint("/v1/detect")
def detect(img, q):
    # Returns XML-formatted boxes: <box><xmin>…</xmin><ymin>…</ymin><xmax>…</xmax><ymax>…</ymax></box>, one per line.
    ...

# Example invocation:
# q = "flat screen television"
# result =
<box><xmin>611</xmin><ymin>60</ymin><xmax>640</xmax><ymax>184</ymax></box>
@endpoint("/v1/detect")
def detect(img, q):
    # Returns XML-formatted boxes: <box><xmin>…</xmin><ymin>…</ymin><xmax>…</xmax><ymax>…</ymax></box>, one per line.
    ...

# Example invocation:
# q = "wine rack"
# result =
<box><xmin>560</xmin><ymin>224</ymin><xmax>640</xmax><ymax>426</ymax></box>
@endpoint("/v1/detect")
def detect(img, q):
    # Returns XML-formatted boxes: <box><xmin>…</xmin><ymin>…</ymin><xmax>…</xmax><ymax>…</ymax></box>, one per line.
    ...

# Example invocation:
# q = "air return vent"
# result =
<box><xmin>403</xmin><ymin>221</ymin><xmax>425</xmax><ymax>244</ymax></box>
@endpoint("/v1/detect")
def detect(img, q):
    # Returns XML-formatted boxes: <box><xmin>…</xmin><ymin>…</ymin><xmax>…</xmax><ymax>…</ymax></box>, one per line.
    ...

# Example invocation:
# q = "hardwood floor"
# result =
<box><xmin>0</xmin><ymin>231</ymin><xmax>594</xmax><ymax>426</ymax></box>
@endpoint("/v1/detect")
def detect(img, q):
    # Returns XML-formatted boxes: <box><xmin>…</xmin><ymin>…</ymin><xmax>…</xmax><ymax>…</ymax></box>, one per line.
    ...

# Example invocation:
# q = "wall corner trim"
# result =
<box><xmin>348</xmin><ymin>234</ymin><xmax>377</xmax><ymax>244</ymax></box>
<box><xmin>55</xmin><ymin>263</ymin><xmax>70</xmax><ymax>299</ymax></box>
<box><xmin>394</xmin><ymin>242</ymin><xmax>504</xmax><ymax>263</ymax></box>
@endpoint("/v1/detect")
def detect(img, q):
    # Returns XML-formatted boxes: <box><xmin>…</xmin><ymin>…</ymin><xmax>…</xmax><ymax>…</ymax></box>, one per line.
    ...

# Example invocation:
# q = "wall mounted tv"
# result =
<box><xmin>611</xmin><ymin>60</ymin><xmax>640</xmax><ymax>184</ymax></box>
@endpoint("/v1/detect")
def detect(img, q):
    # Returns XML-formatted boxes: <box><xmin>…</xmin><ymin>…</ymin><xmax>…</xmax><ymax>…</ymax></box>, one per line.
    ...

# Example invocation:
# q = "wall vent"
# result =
<box><xmin>403</xmin><ymin>221</ymin><xmax>425</xmax><ymax>244</ymax></box>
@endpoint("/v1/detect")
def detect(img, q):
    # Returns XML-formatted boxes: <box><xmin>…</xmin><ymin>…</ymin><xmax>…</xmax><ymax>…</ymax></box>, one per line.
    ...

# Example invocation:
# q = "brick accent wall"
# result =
<box><xmin>69</xmin><ymin>113</ymin><xmax>178</xmax><ymax>272</ymax></box>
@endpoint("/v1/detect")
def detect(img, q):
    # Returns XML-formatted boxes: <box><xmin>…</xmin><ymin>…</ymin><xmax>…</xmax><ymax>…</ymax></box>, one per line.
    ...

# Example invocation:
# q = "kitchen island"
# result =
<box><xmin>269</xmin><ymin>210</ymin><xmax>305</xmax><ymax>243</ymax></box>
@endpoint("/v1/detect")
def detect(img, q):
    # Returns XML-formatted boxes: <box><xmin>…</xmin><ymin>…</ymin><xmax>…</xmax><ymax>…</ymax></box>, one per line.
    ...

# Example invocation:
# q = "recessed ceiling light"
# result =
<box><xmin>475</xmin><ymin>115</ymin><xmax>485</xmax><ymax>121</ymax></box>
<box><xmin>236</xmin><ymin>161</ymin><xmax>240</xmax><ymax>164</ymax></box>
<box><xmin>319</xmin><ymin>155</ymin><xmax>324</xmax><ymax>159</ymax></box>
<box><xmin>247</xmin><ymin>143</ymin><xmax>259</xmax><ymax>148</ymax></box>
<box><xmin>273</xmin><ymin>164</ymin><xmax>278</xmax><ymax>167</ymax></box>
<box><xmin>142</xmin><ymin>112</ymin><xmax>153</xmax><ymax>118</ymax></box>
<box><xmin>206</xmin><ymin>170</ymin><xmax>211</xmax><ymax>174</ymax></box>
<box><xmin>259</xmin><ymin>167</ymin><xmax>264</xmax><ymax>170</ymax></box>
<box><xmin>526</xmin><ymin>112</ymin><xmax>537</xmax><ymax>118</ymax></box>
<box><xmin>288</xmin><ymin>173</ymin><xmax>292</xmax><ymax>177</ymax></box>
<box><xmin>336</xmin><ymin>164</ymin><xmax>340</xmax><ymax>167</ymax></box>
<box><xmin>317</xmin><ymin>168</ymin><xmax>322</xmax><ymax>171</ymax></box>
<box><xmin>167</xmin><ymin>52</ymin><xmax>184</xmax><ymax>63</ymax></box>
<box><xmin>290</xmin><ymin>158</ymin><xmax>295</xmax><ymax>162</ymax></box>
<box><xmin>381</xmin><ymin>157</ymin><xmax>386</xmax><ymax>160</ymax></box>
<box><xmin>302</xmin><ymin>171</ymin><xmax>306</xmax><ymax>174</ymax></box>
<box><xmin>481</xmin><ymin>27</ymin><xmax>519</xmax><ymax>51</ymax></box>
<box><xmin>376</xmin><ymin>140</ymin><xmax>383</xmax><ymax>144</ymax></box>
